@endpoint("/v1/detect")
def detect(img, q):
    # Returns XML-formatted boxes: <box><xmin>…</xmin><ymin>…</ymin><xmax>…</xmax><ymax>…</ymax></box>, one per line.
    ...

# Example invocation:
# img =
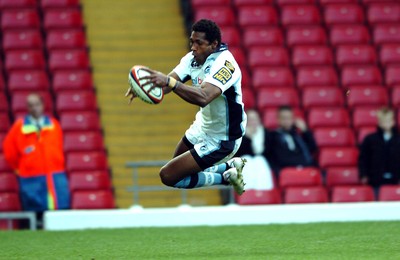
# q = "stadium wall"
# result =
<box><xmin>44</xmin><ymin>202</ymin><xmax>400</xmax><ymax>230</ymax></box>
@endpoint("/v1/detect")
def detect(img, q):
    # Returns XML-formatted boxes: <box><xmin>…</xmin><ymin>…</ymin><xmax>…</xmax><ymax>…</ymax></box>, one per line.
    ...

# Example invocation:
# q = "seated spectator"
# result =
<box><xmin>358</xmin><ymin>107</ymin><xmax>400</xmax><ymax>198</ymax></box>
<box><xmin>268</xmin><ymin>106</ymin><xmax>317</xmax><ymax>174</ymax></box>
<box><xmin>236</xmin><ymin>109</ymin><xmax>274</xmax><ymax>190</ymax></box>
<box><xmin>2</xmin><ymin>94</ymin><xmax>70</xmax><ymax>227</ymax></box>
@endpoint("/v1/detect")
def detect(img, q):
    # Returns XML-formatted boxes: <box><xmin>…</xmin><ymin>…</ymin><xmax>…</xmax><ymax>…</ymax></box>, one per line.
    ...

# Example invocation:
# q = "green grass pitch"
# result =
<box><xmin>0</xmin><ymin>221</ymin><xmax>399</xmax><ymax>259</ymax></box>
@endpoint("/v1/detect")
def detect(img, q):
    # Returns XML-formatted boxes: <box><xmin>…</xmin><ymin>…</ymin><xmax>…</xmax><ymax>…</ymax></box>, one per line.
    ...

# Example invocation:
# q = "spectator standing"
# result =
<box><xmin>358</xmin><ymin>107</ymin><xmax>400</xmax><ymax>198</ymax></box>
<box><xmin>268</xmin><ymin>106</ymin><xmax>317</xmax><ymax>174</ymax></box>
<box><xmin>3</xmin><ymin>94</ymin><xmax>70</xmax><ymax>217</ymax></box>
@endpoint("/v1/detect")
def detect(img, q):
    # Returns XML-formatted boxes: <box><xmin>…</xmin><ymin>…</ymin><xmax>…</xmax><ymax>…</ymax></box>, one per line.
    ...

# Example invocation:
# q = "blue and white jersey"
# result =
<box><xmin>173</xmin><ymin>44</ymin><xmax>247</xmax><ymax>141</ymax></box>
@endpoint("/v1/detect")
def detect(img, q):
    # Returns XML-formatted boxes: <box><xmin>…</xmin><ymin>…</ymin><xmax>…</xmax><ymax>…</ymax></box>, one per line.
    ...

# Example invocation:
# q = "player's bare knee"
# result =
<box><xmin>159</xmin><ymin>166</ymin><xmax>175</xmax><ymax>187</ymax></box>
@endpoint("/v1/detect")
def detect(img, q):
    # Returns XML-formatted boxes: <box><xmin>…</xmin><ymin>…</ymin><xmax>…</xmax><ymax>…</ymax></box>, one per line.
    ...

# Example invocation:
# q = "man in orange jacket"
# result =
<box><xmin>3</xmin><ymin>94</ymin><xmax>70</xmax><ymax>212</ymax></box>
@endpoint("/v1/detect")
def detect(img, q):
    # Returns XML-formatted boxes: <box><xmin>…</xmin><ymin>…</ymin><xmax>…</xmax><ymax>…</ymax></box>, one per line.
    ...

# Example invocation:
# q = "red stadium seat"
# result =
<box><xmin>347</xmin><ymin>86</ymin><xmax>388</xmax><ymax>109</ymax></box>
<box><xmin>2</xmin><ymin>30</ymin><xmax>43</xmax><ymax>51</ymax></box>
<box><xmin>331</xmin><ymin>186</ymin><xmax>375</xmax><ymax>202</ymax></box>
<box><xmin>262</xmin><ymin>108</ymin><xmax>304</xmax><ymax>129</ymax></box>
<box><xmin>60</xmin><ymin>112</ymin><xmax>101</xmax><ymax>131</ymax></box>
<box><xmin>0</xmin><ymin>133</ymin><xmax>5</xmax><ymax>152</ymax></box>
<box><xmin>0</xmin><ymin>75</ymin><xmax>5</xmax><ymax>92</ymax></box>
<box><xmin>391</xmin><ymin>86</ymin><xmax>400</xmax><ymax>108</ymax></box>
<box><xmin>279</xmin><ymin>167</ymin><xmax>322</xmax><ymax>188</ymax></box>
<box><xmin>66</xmin><ymin>151</ymin><xmax>108</xmax><ymax>172</ymax></box>
<box><xmin>11</xmin><ymin>91</ymin><xmax>53</xmax><ymax>115</ymax></box>
<box><xmin>277</xmin><ymin>0</ymin><xmax>315</xmax><ymax>5</ymax></box>
<box><xmin>336</xmin><ymin>45</ymin><xmax>377</xmax><ymax>67</ymax></box>
<box><xmin>0</xmin><ymin>154</ymin><xmax>12</xmax><ymax>173</ymax></box>
<box><xmin>379</xmin><ymin>44</ymin><xmax>400</xmax><ymax>67</ymax></box>
<box><xmin>341</xmin><ymin>66</ymin><xmax>382</xmax><ymax>87</ymax></box>
<box><xmin>361</xmin><ymin>0</ymin><xmax>396</xmax><ymax>3</ymax></box>
<box><xmin>308</xmin><ymin>107</ymin><xmax>350</xmax><ymax>128</ymax></box>
<box><xmin>241</xmin><ymin>69</ymin><xmax>251</xmax><ymax>89</ymax></box>
<box><xmin>373</xmin><ymin>24</ymin><xmax>400</xmax><ymax>45</ymax></box>
<box><xmin>220</xmin><ymin>27</ymin><xmax>240</xmax><ymax>47</ymax></box>
<box><xmin>324</xmin><ymin>4</ymin><xmax>364</xmax><ymax>25</ymax></box>
<box><xmin>385</xmin><ymin>65</ymin><xmax>400</xmax><ymax>87</ymax></box>
<box><xmin>248</xmin><ymin>46</ymin><xmax>289</xmax><ymax>68</ymax></box>
<box><xmin>56</xmin><ymin>90</ymin><xmax>97</xmax><ymax>113</ymax></box>
<box><xmin>49</xmin><ymin>50</ymin><xmax>90</xmax><ymax>72</ymax></box>
<box><xmin>41</xmin><ymin>0</ymin><xmax>80</xmax><ymax>9</ymax></box>
<box><xmin>0</xmin><ymin>193</ymin><xmax>21</xmax><ymax>211</ymax></box>
<box><xmin>0</xmin><ymin>113</ymin><xmax>10</xmax><ymax>132</ymax></box>
<box><xmin>1</xmin><ymin>9</ymin><xmax>40</xmax><ymax>30</ymax></box>
<box><xmin>242</xmin><ymin>88</ymin><xmax>256</xmax><ymax>109</ymax></box>
<box><xmin>236</xmin><ymin>189</ymin><xmax>282</xmax><ymax>205</ymax></box>
<box><xmin>281</xmin><ymin>5</ymin><xmax>321</xmax><ymax>27</ymax></box>
<box><xmin>0</xmin><ymin>0</ymin><xmax>36</xmax><ymax>9</ymax></box>
<box><xmin>257</xmin><ymin>87</ymin><xmax>299</xmax><ymax>109</ymax></box>
<box><xmin>286</xmin><ymin>26</ymin><xmax>327</xmax><ymax>47</ymax></box>
<box><xmin>367</xmin><ymin>3</ymin><xmax>400</xmax><ymax>25</ymax></box>
<box><xmin>64</xmin><ymin>131</ymin><xmax>104</xmax><ymax>153</ymax></box>
<box><xmin>314</xmin><ymin>127</ymin><xmax>356</xmax><ymax>147</ymax></box>
<box><xmin>191</xmin><ymin>0</ymin><xmax>230</xmax><ymax>8</ymax></box>
<box><xmin>52</xmin><ymin>70</ymin><xmax>93</xmax><ymax>91</ymax></box>
<box><xmin>296</xmin><ymin>66</ymin><xmax>338</xmax><ymax>88</ymax></box>
<box><xmin>243</xmin><ymin>27</ymin><xmax>283</xmax><ymax>48</ymax></box>
<box><xmin>284</xmin><ymin>186</ymin><xmax>328</xmax><ymax>204</ymax></box>
<box><xmin>0</xmin><ymin>174</ymin><xmax>18</xmax><ymax>192</ymax></box>
<box><xmin>5</xmin><ymin>50</ymin><xmax>46</xmax><ymax>72</ymax></box>
<box><xmin>326</xmin><ymin>167</ymin><xmax>359</xmax><ymax>187</ymax></box>
<box><xmin>194</xmin><ymin>7</ymin><xmax>235</xmax><ymax>27</ymax></box>
<box><xmin>44</xmin><ymin>9</ymin><xmax>84</xmax><ymax>30</ymax></box>
<box><xmin>302</xmin><ymin>86</ymin><xmax>344</xmax><ymax>108</ymax></box>
<box><xmin>229</xmin><ymin>47</ymin><xmax>246</xmax><ymax>68</ymax></box>
<box><xmin>72</xmin><ymin>190</ymin><xmax>114</xmax><ymax>209</ymax></box>
<box><xmin>46</xmin><ymin>30</ymin><xmax>86</xmax><ymax>50</ymax></box>
<box><xmin>319</xmin><ymin>147</ymin><xmax>359</xmax><ymax>168</ymax></box>
<box><xmin>357</xmin><ymin>126</ymin><xmax>376</xmax><ymax>144</ymax></box>
<box><xmin>0</xmin><ymin>94</ymin><xmax>10</xmax><ymax>112</ymax></box>
<box><xmin>292</xmin><ymin>46</ymin><xmax>333</xmax><ymax>67</ymax></box>
<box><xmin>352</xmin><ymin>107</ymin><xmax>379</xmax><ymax>129</ymax></box>
<box><xmin>252</xmin><ymin>67</ymin><xmax>294</xmax><ymax>89</ymax></box>
<box><xmin>330</xmin><ymin>25</ymin><xmax>370</xmax><ymax>46</ymax></box>
<box><xmin>320</xmin><ymin>0</ymin><xmax>358</xmax><ymax>4</ymax></box>
<box><xmin>8</xmin><ymin>70</ymin><xmax>50</xmax><ymax>93</ymax></box>
<box><xmin>69</xmin><ymin>171</ymin><xmax>111</xmax><ymax>191</ymax></box>
<box><xmin>379</xmin><ymin>185</ymin><xmax>400</xmax><ymax>201</ymax></box>
<box><xmin>238</xmin><ymin>6</ymin><xmax>278</xmax><ymax>28</ymax></box>
<box><xmin>233</xmin><ymin>0</ymin><xmax>273</xmax><ymax>6</ymax></box>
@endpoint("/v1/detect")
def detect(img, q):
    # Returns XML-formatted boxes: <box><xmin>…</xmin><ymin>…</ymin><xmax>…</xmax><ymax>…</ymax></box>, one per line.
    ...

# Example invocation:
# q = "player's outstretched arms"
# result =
<box><xmin>142</xmin><ymin>68</ymin><xmax>221</xmax><ymax>107</ymax></box>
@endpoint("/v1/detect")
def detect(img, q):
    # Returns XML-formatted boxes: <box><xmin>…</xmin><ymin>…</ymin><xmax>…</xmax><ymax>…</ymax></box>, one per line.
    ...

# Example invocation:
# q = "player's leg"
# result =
<box><xmin>172</xmin><ymin>138</ymin><xmax>190</xmax><ymax>158</ymax></box>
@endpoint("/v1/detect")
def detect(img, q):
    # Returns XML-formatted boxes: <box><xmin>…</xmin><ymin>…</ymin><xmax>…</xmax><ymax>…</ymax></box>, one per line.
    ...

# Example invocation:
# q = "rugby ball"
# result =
<box><xmin>128</xmin><ymin>65</ymin><xmax>164</xmax><ymax>104</ymax></box>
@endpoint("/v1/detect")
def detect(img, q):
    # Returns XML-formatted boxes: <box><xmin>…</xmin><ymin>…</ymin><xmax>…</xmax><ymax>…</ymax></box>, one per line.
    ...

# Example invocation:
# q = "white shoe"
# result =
<box><xmin>227</xmin><ymin>157</ymin><xmax>247</xmax><ymax>176</ymax></box>
<box><xmin>223</xmin><ymin>165</ymin><xmax>246</xmax><ymax>195</ymax></box>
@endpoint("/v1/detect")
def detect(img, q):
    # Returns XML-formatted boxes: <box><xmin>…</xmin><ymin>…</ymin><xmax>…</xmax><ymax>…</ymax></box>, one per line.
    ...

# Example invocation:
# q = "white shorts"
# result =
<box><xmin>183</xmin><ymin>124</ymin><xmax>242</xmax><ymax>170</ymax></box>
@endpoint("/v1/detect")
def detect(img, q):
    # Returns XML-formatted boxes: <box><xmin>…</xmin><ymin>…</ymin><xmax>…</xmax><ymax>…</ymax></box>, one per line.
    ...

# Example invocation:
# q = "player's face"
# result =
<box><xmin>278</xmin><ymin>110</ymin><xmax>294</xmax><ymax>131</ymax></box>
<box><xmin>190</xmin><ymin>31</ymin><xmax>216</xmax><ymax>65</ymax></box>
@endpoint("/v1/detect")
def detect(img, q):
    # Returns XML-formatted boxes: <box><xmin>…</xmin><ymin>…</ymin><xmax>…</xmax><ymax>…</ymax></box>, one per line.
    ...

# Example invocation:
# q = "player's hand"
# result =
<box><xmin>141</xmin><ymin>68</ymin><xmax>172</xmax><ymax>95</ymax></box>
<box><xmin>125</xmin><ymin>87</ymin><xmax>137</xmax><ymax>104</ymax></box>
<box><xmin>295</xmin><ymin>118</ymin><xmax>308</xmax><ymax>132</ymax></box>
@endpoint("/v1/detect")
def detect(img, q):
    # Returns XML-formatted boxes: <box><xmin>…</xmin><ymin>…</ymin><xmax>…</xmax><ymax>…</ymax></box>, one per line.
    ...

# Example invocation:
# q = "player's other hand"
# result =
<box><xmin>295</xmin><ymin>118</ymin><xmax>308</xmax><ymax>132</ymax></box>
<box><xmin>125</xmin><ymin>87</ymin><xmax>137</xmax><ymax>104</ymax></box>
<box><xmin>141</xmin><ymin>68</ymin><xmax>172</xmax><ymax>95</ymax></box>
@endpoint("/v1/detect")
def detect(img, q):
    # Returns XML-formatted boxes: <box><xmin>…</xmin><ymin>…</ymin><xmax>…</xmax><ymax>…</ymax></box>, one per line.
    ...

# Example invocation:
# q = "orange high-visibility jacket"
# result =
<box><xmin>3</xmin><ymin>116</ymin><xmax>65</xmax><ymax>177</ymax></box>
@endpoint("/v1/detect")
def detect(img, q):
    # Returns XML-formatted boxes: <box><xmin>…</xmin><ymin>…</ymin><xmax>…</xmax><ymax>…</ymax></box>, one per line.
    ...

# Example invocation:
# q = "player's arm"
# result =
<box><xmin>142</xmin><ymin>68</ymin><xmax>221</xmax><ymax>108</ymax></box>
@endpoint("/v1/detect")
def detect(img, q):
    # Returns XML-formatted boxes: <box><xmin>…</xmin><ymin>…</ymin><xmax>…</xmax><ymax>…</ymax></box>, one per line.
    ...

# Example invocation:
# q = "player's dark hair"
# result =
<box><xmin>278</xmin><ymin>105</ymin><xmax>293</xmax><ymax>113</ymax></box>
<box><xmin>192</xmin><ymin>19</ymin><xmax>221</xmax><ymax>47</ymax></box>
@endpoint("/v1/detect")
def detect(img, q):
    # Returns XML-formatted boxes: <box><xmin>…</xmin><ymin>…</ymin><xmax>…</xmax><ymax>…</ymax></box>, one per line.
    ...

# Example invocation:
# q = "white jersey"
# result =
<box><xmin>173</xmin><ymin>44</ymin><xmax>247</xmax><ymax>141</ymax></box>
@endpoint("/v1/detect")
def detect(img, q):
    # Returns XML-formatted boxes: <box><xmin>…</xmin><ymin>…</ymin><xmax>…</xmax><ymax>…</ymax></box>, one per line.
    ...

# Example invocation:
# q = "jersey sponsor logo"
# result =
<box><xmin>192</xmin><ymin>77</ymin><xmax>203</xmax><ymax>86</ymax></box>
<box><xmin>224</xmin><ymin>60</ymin><xmax>235</xmax><ymax>73</ymax></box>
<box><xmin>213</xmin><ymin>67</ymin><xmax>232</xmax><ymax>85</ymax></box>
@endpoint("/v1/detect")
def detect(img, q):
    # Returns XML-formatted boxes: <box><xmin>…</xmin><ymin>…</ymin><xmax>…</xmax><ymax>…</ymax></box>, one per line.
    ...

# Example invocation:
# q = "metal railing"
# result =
<box><xmin>126</xmin><ymin>160</ymin><xmax>235</xmax><ymax>206</ymax></box>
<box><xmin>0</xmin><ymin>212</ymin><xmax>36</xmax><ymax>230</ymax></box>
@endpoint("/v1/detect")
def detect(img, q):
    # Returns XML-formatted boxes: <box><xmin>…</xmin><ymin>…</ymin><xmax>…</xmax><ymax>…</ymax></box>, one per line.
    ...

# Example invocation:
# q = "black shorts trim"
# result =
<box><xmin>190</xmin><ymin>140</ymin><xmax>236</xmax><ymax>170</ymax></box>
<box><xmin>182</xmin><ymin>135</ymin><xmax>194</xmax><ymax>149</ymax></box>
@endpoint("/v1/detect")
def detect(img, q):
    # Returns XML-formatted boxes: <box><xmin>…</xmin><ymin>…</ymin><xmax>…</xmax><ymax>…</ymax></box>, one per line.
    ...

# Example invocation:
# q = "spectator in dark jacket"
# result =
<box><xmin>358</xmin><ymin>107</ymin><xmax>400</xmax><ymax>197</ymax></box>
<box><xmin>267</xmin><ymin>106</ymin><xmax>317</xmax><ymax>174</ymax></box>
